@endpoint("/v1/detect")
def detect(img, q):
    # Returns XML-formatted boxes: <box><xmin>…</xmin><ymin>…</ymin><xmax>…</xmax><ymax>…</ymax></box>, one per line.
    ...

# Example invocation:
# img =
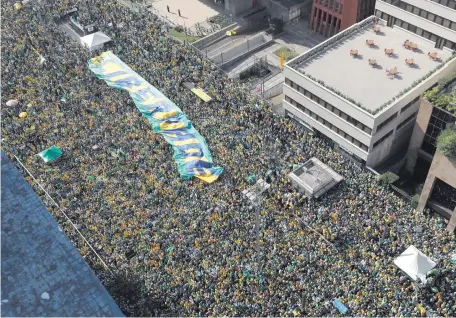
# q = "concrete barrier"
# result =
<box><xmin>209</xmin><ymin>32</ymin><xmax>273</xmax><ymax>66</ymax></box>
<box><xmin>263</xmin><ymin>82</ymin><xmax>283</xmax><ymax>99</ymax></box>
<box><xmin>192</xmin><ymin>23</ymin><xmax>239</xmax><ymax>50</ymax></box>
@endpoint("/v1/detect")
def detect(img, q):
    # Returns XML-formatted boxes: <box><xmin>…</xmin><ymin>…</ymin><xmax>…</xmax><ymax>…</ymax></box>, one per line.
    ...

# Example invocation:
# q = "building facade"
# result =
<box><xmin>283</xmin><ymin>16</ymin><xmax>456</xmax><ymax>168</ymax></box>
<box><xmin>375</xmin><ymin>0</ymin><xmax>456</xmax><ymax>50</ymax></box>
<box><xmin>309</xmin><ymin>0</ymin><xmax>376</xmax><ymax>37</ymax></box>
<box><xmin>268</xmin><ymin>0</ymin><xmax>313</xmax><ymax>22</ymax></box>
<box><xmin>404</xmin><ymin>79</ymin><xmax>456</xmax><ymax>232</ymax></box>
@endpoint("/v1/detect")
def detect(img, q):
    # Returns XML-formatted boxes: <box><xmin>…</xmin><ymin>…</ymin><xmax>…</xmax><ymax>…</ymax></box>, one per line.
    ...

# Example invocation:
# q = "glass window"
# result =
<box><xmin>334</xmin><ymin>108</ymin><xmax>341</xmax><ymax>116</ymax></box>
<box><xmin>312</xmin><ymin>94</ymin><xmax>319</xmax><ymax>103</ymax></box>
<box><xmin>443</xmin><ymin>19</ymin><xmax>451</xmax><ymax>28</ymax></box>
<box><xmin>305</xmin><ymin>90</ymin><xmax>312</xmax><ymax>98</ymax></box>
<box><xmin>364</xmin><ymin>126</ymin><xmax>372</xmax><ymax>135</ymax></box>
<box><xmin>451</xmin><ymin>22</ymin><xmax>456</xmax><ymax>31</ymax></box>
<box><xmin>285</xmin><ymin>78</ymin><xmax>292</xmax><ymax>86</ymax></box>
<box><xmin>415</xmin><ymin>27</ymin><xmax>423</xmax><ymax>36</ymax></box>
<box><xmin>406</xmin><ymin>4</ymin><xmax>413</xmax><ymax>12</ymax></box>
<box><xmin>412</xmin><ymin>7</ymin><xmax>420</xmax><ymax>15</ymax></box>
<box><xmin>298</xmin><ymin>86</ymin><xmax>305</xmax><ymax>94</ymax></box>
<box><xmin>354</xmin><ymin>140</ymin><xmax>361</xmax><ymax>147</ymax></box>
<box><xmin>356</xmin><ymin>122</ymin><xmax>363</xmax><ymax>130</ymax></box>
<box><xmin>422</xmin><ymin>30</ymin><xmax>430</xmax><ymax>39</ymax></box>
<box><xmin>434</xmin><ymin>15</ymin><xmax>442</xmax><ymax>24</ymax></box>
<box><xmin>427</xmin><ymin>12</ymin><xmax>436</xmax><ymax>22</ymax></box>
<box><xmin>419</xmin><ymin>9</ymin><xmax>428</xmax><ymax>18</ymax></box>
<box><xmin>361</xmin><ymin>144</ymin><xmax>368</xmax><ymax>152</ymax></box>
<box><xmin>341</xmin><ymin>112</ymin><xmax>348</xmax><ymax>121</ymax></box>
<box><xmin>401</xmin><ymin>21</ymin><xmax>409</xmax><ymax>30</ymax></box>
<box><xmin>304</xmin><ymin>108</ymin><xmax>310</xmax><ymax>115</ymax></box>
<box><xmin>408</xmin><ymin>24</ymin><xmax>417</xmax><ymax>33</ymax></box>
<box><xmin>399</xmin><ymin>1</ymin><xmax>407</xmax><ymax>10</ymax></box>
<box><xmin>430</xmin><ymin>34</ymin><xmax>437</xmax><ymax>42</ymax></box>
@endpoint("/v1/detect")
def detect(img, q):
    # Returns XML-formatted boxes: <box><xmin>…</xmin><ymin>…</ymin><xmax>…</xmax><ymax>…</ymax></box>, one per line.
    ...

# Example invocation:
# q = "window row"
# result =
<box><xmin>285</xmin><ymin>78</ymin><xmax>373</xmax><ymax>135</ymax></box>
<box><xmin>394</xmin><ymin>0</ymin><xmax>456</xmax><ymax>31</ymax></box>
<box><xmin>430</xmin><ymin>0</ymin><xmax>456</xmax><ymax>10</ymax></box>
<box><xmin>318</xmin><ymin>0</ymin><xmax>343</xmax><ymax>13</ymax></box>
<box><xmin>376</xmin><ymin>10</ymin><xmax>456</xmax><ymax>50</ymax></box>
<box><xmin>376</xmin><ymin>112</ymin><xmax>398</xmax><ymax>133</ymax></box>
<box><xmin>397</xmin><ymin>112</ymin><xmax>417</xmax><ymax>130</ymax></box>
<box><xmin>381</xmin><ymin>0</ymin><xmax>456</xmax><ymax>10</ymax></box>
<box><xmin>400</xmin><ymin>96</ymin><xmax>420</xmax><ymax>114</ymax></box>
<box><xmin>373</xmin><ymin>129</ymin><xmax>394</xmax><ymax>148</ymax></box>
<box><xmin>285</xmin><ymin>95</ymin><xmax>369</xmax><ymax>152</ymax></box>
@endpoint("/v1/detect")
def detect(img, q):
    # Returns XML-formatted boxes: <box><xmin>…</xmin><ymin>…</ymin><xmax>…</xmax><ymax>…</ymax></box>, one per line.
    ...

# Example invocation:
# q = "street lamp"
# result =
<box><xmin>243</xmin><ymin>178</ymin><xmax>270</xmax><ymax>274</ymax></box>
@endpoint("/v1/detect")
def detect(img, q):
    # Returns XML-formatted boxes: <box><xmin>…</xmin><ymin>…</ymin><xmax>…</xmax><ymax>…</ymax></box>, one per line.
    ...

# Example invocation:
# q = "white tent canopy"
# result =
<box><xmin>394</xmin><ymin>245</ymin><xmax>436</xmax><ymax>285</ymax></box>
<box><xmin>80</xmin><ymin>31</ymin><xmax>111</xmax><ymax>51</ymax></box>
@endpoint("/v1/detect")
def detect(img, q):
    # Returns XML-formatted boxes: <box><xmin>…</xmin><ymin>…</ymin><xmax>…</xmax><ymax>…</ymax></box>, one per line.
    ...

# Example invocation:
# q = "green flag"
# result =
<box><xmin>37</xmin><ymin>145</ymin><xmax>62</xmax><ymax>164</ymax></box>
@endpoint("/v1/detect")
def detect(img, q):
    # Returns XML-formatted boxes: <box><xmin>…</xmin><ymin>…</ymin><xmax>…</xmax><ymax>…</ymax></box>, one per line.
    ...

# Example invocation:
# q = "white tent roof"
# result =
<box><xmin>81</xmin><ymin>31</ymin><xmax>111</xmax><ymax>48</ymax></box>
<box><xmin>394</xmin><ymin>245</ymin><xmax>436</xmax><ymax>284</ymax></box>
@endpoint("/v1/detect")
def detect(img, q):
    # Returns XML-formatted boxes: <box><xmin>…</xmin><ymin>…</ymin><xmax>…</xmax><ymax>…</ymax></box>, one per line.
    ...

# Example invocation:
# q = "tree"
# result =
<box><xmin>377</xmin><ymin>171</ymin><xmax>399</xmax><ymax>185</ymax></box>
<box><xmin>437</xmin><ymin>125</ymin><xmax>456</xmax><ymax>158</ymax></box>
<box><xmin>411</xmin><ymin>194</ymin><xmax>420</xmax><ymax>209</ymax></box>
<box><xmin>269</xmin><ymin>17</ymin><xmax>284</xmax><ymax>35</ymax></box>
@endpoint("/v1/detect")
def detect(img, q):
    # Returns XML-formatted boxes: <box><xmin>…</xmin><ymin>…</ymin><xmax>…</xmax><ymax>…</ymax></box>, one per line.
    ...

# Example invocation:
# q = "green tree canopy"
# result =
<box><xmin>437</xmin><ymin>125</ymin><xmax>456</xmax><ymax>157</ymax></box>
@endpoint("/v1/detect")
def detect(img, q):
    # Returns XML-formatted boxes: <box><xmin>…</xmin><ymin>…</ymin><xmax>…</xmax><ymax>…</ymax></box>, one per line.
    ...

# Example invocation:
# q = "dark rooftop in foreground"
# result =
<box><xmin>1</xmin><ymin>151</ymin><xmax>123</xmax><ymax>317</ymax></box>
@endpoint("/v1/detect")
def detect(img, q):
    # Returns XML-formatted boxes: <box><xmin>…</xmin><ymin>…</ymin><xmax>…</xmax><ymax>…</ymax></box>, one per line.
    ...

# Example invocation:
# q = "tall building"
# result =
<box><xmin>283</xmin><ymin>16</ymin><xmax>456</xmax><ymax>168</ymax></box>
<box><xmin>309</xmin><ymin>0</ymin><xmax>376</xmax><ymax>37</ymax></box>
<box><xmin>404</xmin><ymin>78</ymin><xmax>456</xmax><ymax>233</ymax></box>
<box><xmin>375</xmin><ymin>0</ymin><xmax>456</xmax><ymax>50</ymax></box>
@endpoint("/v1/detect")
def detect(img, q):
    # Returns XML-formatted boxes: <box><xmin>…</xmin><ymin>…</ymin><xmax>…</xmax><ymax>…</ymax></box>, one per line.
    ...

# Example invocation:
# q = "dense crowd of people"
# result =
<box><xmin>2</xmin><ymin>0</ymin><xmax>456</xmax><ymax>316</ymax></box>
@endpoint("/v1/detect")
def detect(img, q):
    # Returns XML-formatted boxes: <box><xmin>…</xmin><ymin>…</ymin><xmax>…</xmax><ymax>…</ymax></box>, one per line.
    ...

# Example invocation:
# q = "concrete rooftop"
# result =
<box><xmin>295</xmin><ymin>162</ymin><xmax>333</xmax><ymax>189</ymax></box>
<box><xmin>294</xmin><ymin>20</ymin><xmax>453</xmax><ymax>113</ymax></box>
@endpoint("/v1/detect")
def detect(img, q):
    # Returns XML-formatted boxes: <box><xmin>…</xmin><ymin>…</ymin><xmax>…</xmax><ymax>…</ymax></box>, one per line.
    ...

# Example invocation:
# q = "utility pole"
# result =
<box><xmin>243</xmin><ymin>179</ymin><xmax>270</xmax><ymax>275</ymax></box>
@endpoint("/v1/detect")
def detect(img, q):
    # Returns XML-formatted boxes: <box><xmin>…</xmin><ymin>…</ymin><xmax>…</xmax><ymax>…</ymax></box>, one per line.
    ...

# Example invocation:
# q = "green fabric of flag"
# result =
<box><xmin>37</xmin><ymin>145</ymin><xmax>62</xmax><ymax>164</ymax></box>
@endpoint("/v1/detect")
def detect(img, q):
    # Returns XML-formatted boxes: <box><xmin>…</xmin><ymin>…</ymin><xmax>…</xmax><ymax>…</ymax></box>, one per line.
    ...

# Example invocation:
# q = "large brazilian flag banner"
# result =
<box><xmin>88</xmin><ymin>51</ymin><xmax>223</xmax><ymax>183</ymax></box>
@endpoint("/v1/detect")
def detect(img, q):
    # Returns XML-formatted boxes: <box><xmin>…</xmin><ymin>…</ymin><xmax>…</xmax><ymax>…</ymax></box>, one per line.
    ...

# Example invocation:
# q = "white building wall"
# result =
<box><xmin>284</xmin><ymin>84</ymin><xmax>372</xmax><ymax>147</ymax></box>
<box><xmin>284</xmin><ymin>66</ymin><xmax>375</xmax><ymax>128</ymax></box>
<box><xmin>283</xmin><ymin>100</ymin><xmax>369</xmax><ymax>160</ymax></box>
<box><xmin>401</xmin><ymin>0</ymin><xmax>456</xmax><ymax>22</ymax></box>
<box><xmin>375</xmin><ymin>1</ymin><xmax>456</xmax><ymax>43</ymax></box>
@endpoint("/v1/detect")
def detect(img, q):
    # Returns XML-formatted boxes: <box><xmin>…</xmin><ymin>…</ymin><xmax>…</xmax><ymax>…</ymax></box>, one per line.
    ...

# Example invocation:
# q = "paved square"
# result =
<box><xmin>147</xmin><ymin>0</ymin><xmax>223</xmax><ymax>28</ymax></box>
